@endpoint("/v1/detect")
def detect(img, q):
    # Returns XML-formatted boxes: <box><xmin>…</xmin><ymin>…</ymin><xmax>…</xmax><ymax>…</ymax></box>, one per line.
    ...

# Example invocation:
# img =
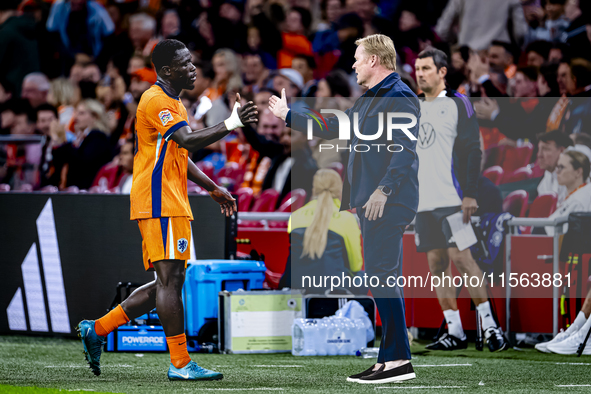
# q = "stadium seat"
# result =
<box><xmin>276</xmin><ymin>189</ymin><xmax>307</xmax><ymax>212</ymax></box>
<box><xmin>268</xmin><ymin>189</ymin><xmax>308</xmax><ymax>229</ymax></box>
<box><xmin>327</xmin><ymin>162</ymin><xmax>344</xmax><ymax>179</ymax></box>
<box><xmin>196</xmin><ymin>161</ymin><xmax>215</xmax><ymax>180</ymax></box>
<box><xmin>482</xmin><ymin>166</ymin><xmax>504</xmax><ymax>185</ymax></box>
<box><xmin>188</xmin><ymin>185</ymin><xmax>208</xmax><ymax>195</ymax></box>
<box><xmin>483</xmin><ymin>145</ymin><xmax>506</xmax><ymax>169</ymax></box>
<box><xmin>528</xmin><ymin>193</ymin><xmax>558</xmax><ymax>218</ymax></box>
<box><xmin>529</xmin><ymin>161</ymin><xmax>545</xmax><ymax>178</ymax></box>
<box><xmin>501</xmin><ymin>143</ymin><xmax>533</xmax><ymax>172</ymax></box>
<box><xmin>0</xmin><ymin>184</ymin><xmax>10</xmax><ymax>192</ymax></box>
<box><xmin>88</xmin><ymin>186</ymin><xmax>111</xmax><ymax>194</ymax></box>
<box><xmin>16</xmin><ymin>184</ymin><xmax>33</xmax><ymax>192</ymax></box>
<box><xmin>501</xmin><ymin>166</ymin><xmax>533</xmax><ymax>184</ymax></box>
<box><xmin>521</xmin><ymin>192</ymin><xmax>558</xmax><ymax>234</ymax></box>
<box><xmin>502</xmin><ymin>190</ymin><xmax>529</xmax><ymax>217</ymax></box>
<box><xmin>40</xmin><ymin>185</ymin><xmax>59</xmax><ymax>193</ymax></box>
<box><xmin>216</xmin><ymin>163</ymin><xmax>244</xmax><ymax>192</ymax></box>
<box><xmin>63</xmin><ymin>186</ymin><xmax>80</xmax><ymax>193</ymax></box>
<box><xmin>217</xmin><ymin>162</ymin><xmax>243</xmax><ymax>180</ymax></box>
<box><xmin>264</xmin><ymin>269</ymin><xmax>283</xmax><ymax>289</ymax></box>
<box><xmin>216</xmin><ymin>162</ymin><xmax>244</xmax><ymax>189</ymax></box>
<box><xmin>251</xmin><ymin>189</ymin><xmax>280</xmax><ymax>212</ymax></box>
<box><xmin>236</xmin><ymin>187</ymin><xmax>254</xmax><ymax>211</ymax></box>
<box><xmin>239</xmin><ymin>189</ymin><xmax>281</xmax><ymax>228</ymax></box>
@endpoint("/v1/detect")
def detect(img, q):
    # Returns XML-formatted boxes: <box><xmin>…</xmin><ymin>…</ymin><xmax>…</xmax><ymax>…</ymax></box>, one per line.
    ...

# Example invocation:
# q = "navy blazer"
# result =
<box><xmin>287</xmin><ymin>72</ymin><xmax>420</xmax><ymax>212</ymax></box>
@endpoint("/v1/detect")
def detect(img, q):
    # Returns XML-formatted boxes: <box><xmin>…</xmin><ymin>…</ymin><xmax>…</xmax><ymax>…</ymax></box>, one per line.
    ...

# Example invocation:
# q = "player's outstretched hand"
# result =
<box><xmin>268</xmin><ymin>88</ymin><xmax>289</xmax><ymax>121</ymax></box>
<box><xmin>236</xmin><ymin>93</ymin><xmax>258</xmax><ymax>125</ymax></box>
<box><xmin>209</xmin><ymin>186</ymin><xmax>237</xmax><ymax>217</ymax></box>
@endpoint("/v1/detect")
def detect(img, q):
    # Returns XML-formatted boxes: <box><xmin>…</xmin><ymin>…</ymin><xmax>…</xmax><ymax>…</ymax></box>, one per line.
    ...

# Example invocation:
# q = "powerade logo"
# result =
<box><xmin>121</xmin><ymin>336</ymin><xmax>165</xmax><ymax>344</ymax></box>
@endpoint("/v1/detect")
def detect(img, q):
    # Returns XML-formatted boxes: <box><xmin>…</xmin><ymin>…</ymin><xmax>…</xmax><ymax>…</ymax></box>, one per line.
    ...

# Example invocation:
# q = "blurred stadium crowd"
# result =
<box><xmin>0</xmin><ymin>0</ymin><xmax>590</xmax><ymax>218</ymax></box>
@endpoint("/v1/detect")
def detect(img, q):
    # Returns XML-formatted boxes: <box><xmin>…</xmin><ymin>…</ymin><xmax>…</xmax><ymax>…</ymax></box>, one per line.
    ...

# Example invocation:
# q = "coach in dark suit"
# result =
<box><xmin>270</xmin><ymin>34</ymin><xmax>420</xmax><ymax>384</ymax></box>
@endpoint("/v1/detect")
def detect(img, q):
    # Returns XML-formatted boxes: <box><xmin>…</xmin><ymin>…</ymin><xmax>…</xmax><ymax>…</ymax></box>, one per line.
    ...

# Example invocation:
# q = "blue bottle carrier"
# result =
<box><xmin>105</xmin><ymin>283</ymin><xmax>167</xmax><ymax>352</ymax></box>
<box><xmin>104</xmin><ymin>260</ymin><xmax>265</xmax><ymax>352</ymax></box>
<box><xmin>183</xmin><ymin>260</ymin><xmax>266</xmax><ymax>341</ymax></box>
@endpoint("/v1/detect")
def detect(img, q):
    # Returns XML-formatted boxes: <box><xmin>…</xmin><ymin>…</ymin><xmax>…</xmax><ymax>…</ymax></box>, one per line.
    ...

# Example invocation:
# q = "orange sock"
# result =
<box><xmin>167</xmin><ymin>333</ymin><xmax>191</xmax><ymax>369</ymax></box>
<box><xmin>95</xmin><ymin>305</ymin><xmax>130</xmax><ymax>337</ymax></box>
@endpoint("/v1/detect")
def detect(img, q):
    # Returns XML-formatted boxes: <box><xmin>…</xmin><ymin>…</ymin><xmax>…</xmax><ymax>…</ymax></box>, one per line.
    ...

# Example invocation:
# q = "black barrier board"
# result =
<box><xmin>0</xmin><ymin>194</ymin><xmax>232</xmax><ymax>336</ymax></box>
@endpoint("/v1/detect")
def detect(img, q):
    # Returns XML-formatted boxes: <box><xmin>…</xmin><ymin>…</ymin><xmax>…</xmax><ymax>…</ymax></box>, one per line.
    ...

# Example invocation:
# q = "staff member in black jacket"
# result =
<box><xmin>270</xmin><ymin>34</ymin><xmax>420</xmax><ymax>384</ymax></box>
<box><xmin>414</xmin><ymin>48</ymin><xmax>507</xmax><ymax>352</ymax></box>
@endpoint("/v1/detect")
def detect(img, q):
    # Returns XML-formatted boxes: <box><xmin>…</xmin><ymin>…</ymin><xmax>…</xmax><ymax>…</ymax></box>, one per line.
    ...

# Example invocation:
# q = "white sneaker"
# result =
<box><xmin>547</xmin><ymin>326</ymin><xmax>591</xmax><ymax>355</ymax></box>
<box><xmin>535</xmin><ymin>327</ymin><xmax>577</xmax><ymax>353</ymax></box>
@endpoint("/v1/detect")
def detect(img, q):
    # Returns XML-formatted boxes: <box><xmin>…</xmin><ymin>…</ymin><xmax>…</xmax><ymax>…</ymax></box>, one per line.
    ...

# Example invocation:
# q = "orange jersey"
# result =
<box><xmin>130</xmin><ymin>83</ymin><xmax>193</xmax><ymax>220</ymax></box>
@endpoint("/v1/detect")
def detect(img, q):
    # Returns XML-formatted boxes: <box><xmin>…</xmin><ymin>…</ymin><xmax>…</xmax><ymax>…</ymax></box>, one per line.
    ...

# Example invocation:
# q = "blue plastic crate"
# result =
<box><xmin>183</xmin><ymin>260</ymin><xmax>266</xmax><ymax>338</ymax></box>
<box><xmin>106</xmin><ymin>325</ymin><xmax>167</xmax><ymax>352</ymax></box>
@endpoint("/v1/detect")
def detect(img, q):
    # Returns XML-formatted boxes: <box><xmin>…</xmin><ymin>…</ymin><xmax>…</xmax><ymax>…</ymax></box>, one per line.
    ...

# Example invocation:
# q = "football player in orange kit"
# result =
<box><xmin>76</xmin><ymin>39</ymin><xmax>258</xmax><ymax>381</ymax></box>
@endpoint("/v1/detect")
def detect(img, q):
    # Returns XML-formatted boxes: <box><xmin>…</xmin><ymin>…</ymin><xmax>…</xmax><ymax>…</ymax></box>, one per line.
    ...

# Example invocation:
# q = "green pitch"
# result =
<box><xmin>1</xmin><ymin>335</ymin><xmax>591</xmax><ymax>393</ymax></box>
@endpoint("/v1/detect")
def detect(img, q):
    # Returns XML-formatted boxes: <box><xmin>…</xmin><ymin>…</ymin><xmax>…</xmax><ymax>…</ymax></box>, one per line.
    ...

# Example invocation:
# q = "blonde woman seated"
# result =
<box><xmin>282</xmin><ymin>169</ymin><xmax>363</xmax><ymax>294</ymax></box>
<box><xmin>545</xmin><ymin>150</ymin><xmax>591</xmax><ymax>236</ymax></box>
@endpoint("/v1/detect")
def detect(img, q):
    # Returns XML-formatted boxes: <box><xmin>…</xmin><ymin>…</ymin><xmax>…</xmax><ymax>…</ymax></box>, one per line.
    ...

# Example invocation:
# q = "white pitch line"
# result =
<box><xmin>45</xmin><ymin>364</ymin><xmax>133</xmax><ymax>368</ymax></box>
<box><xmin>374</xmin><ymin>386</ymin><xmax>467</xmax><ymax>390</ymax></box>
<box><xmin>187</xmin><ymin>388</ymin><xmax>284</xmax><ymax>391</ymax></box>
<box><xmin>556</xmin><ymin>385</ymin><xmax>591</xmax><ymax>387</ymax></box>
<box><xmin>556</xmin><ymin>362</ymin><xmax>591</xmax><ymax>365</ymax></box>
<box><xmin>413</xmin><ymin>364</ymin><xmax>472</xmax><ymax>367</ymax></box>
<box><xmin>252</xmin><ymin>365</ymin><xmax>304</xmax><ymax>368</ymax></box>
<box><xmin>213</xmin><ymin>365</ymin><xmax>303</xmax><ymax>368</ymax></box>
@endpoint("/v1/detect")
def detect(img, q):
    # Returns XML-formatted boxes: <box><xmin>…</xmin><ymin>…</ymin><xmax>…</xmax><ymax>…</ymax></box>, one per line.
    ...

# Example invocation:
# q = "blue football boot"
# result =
<box><xmin>168</xmin><ymin>361</ymin><xmax>223</xmax><ymax>381</ymax></box>
<box><xmin>77</xmin><ymin>320</ymin><xmax>106</xmax><ymax>376</ymax></box>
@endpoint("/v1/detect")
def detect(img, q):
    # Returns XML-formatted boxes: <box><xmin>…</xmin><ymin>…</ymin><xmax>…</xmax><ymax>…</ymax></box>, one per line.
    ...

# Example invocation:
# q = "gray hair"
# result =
<box><xmin>23</xmin><ymin>72</ymin><xmax>50</xmax><ymax>92</ymax></box>
<box><xmin>129</xmin><ymin>13</ymin><xmax>156</xmax><ymax>33</ymax></box>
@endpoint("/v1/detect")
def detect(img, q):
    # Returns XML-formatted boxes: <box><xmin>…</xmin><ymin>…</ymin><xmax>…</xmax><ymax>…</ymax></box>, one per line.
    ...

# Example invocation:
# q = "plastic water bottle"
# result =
<box><xmin>316</xmin><ymin>319</ymin><xmax>328</xmax><ymax>356</ymax></box>
<box><xmin>353</xmin><ymin>319</ymin><xmax>367</xmax><ymax>354</ymax></box>
<box><xmin>324</xmin><ymin>317</ymin><xmax>338</xmax><ymax>356</ymax></box>
<box><xmin>292</xmin><ymin>320</ymin><xmax>305</xmax><ymax>356</ymax></box>
<box><xmin>303</xmin><ymin>320</ymin><xmax>318</xmax><ymax>356</ymax></box>
<box><xmin>291</xmin><ymin>319</ymin><xmax>318</xmax><ymax>356</ymax></box>
<box><xmin>341</xmin><ymin>318</ymin><xmax>355</xmax><ymax>355</ymax></box>
<box><xmin>356</xmin><ymin>347</ymin><xmax>380</xmax><ymax>358</ymax></box>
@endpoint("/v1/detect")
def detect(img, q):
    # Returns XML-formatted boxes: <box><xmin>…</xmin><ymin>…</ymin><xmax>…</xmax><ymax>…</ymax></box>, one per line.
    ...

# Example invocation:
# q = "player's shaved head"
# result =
<box><xmin>151</xmin><ymin>39</ymin><xmax>197</xmax><ymax>92</ymax></box>
<box><xmin>151</xmin><ymin>39</ymin><xmax>187</xmax><ymax>73</ymax></box>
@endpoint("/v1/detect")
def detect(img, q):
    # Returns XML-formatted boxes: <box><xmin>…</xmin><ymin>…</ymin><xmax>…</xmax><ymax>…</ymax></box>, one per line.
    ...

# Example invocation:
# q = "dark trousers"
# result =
<box><xmin>358</xmin><ymin>204</ymin><xmax>415</xmax><ymax>362</ymax></box>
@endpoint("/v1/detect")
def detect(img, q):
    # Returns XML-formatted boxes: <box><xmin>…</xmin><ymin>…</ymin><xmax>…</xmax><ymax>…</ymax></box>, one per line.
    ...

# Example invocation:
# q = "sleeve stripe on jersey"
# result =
<box><xmin>164</xmin><ymin>120</ymin><xmax>188</xmax><ymax>141</ymax></box>
<box><xmin>453</xmin><ymin>91</ymin><xmax>474</xmax><ymax>118</ymax></box>
<box><xmin>151</xmin><ymin>140</ymin><xmax>170</xmax><ymax>218</ymax></box>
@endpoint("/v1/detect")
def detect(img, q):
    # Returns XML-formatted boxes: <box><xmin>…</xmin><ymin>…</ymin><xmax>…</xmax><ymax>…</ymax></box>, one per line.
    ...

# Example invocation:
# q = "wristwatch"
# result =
<box><xmin>377</xmin><ymin>185</ymin><xmax>392</xmax><ymax>196</ymax></box>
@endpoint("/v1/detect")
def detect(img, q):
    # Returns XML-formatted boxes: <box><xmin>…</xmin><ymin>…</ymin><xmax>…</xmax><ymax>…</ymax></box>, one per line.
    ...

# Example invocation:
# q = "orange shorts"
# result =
<box><xmin>137</xmin><ymin>217</ymin><xmax>192</xmax><ymax>271</ymax></box>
